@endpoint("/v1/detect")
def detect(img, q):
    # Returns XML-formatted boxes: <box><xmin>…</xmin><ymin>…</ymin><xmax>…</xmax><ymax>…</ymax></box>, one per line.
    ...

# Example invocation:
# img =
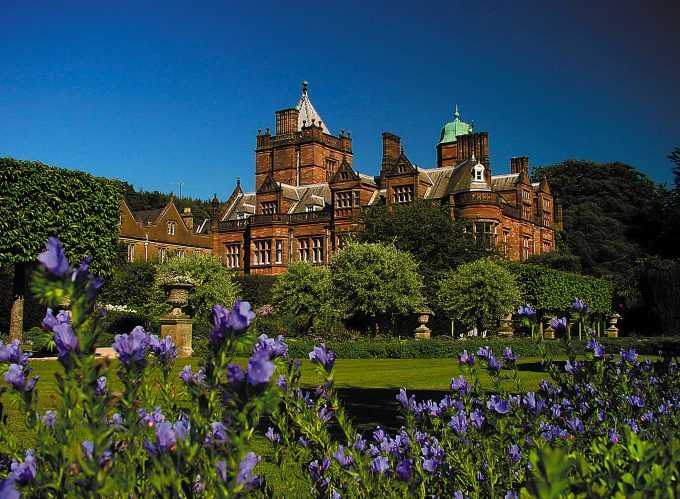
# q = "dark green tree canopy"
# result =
<box><xmin>354</xmin><ymin>200</ymin><xmax>496</xmax><ymax>277</ymax></box>
<box><xmin>533</xmin><ymin>160</ymin><xmax>667</xmax><ymax>276</ymax></box>
<box><xmin>116</xmin><ymin>180</ymin><xmax>213</xmax><ymax>221</ymax></box>
<box><xmin>0</xmin><ymin>158</ymin><xmax>123</xmax><ymax>275</ymax></box>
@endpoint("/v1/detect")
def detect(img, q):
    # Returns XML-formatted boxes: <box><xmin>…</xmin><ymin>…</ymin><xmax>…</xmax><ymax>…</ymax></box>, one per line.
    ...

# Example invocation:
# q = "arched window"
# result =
<box><xmin>472</xmin><ymin>163</ymin><xmax>485</xmax><ymax>182</ymax></box>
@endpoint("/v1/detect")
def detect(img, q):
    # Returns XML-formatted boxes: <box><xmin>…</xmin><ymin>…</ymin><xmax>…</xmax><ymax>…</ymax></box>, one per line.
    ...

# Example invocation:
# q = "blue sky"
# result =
<box><xmin>1</xmin><ymin>0</ymin><xmax>678</xmax><ymax>200</ymax></box>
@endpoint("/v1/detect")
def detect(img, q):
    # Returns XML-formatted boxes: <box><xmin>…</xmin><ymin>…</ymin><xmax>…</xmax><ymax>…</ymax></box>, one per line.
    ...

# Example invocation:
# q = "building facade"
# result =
<box><xmin>212</xmin><ymin>83</ymin><xmax>562</xmax><ymax>274</ymax></box>
<box><xmin>120</xmin><ymin>199</ymin><xmax>212</xmax><ymax>263</ymax></box>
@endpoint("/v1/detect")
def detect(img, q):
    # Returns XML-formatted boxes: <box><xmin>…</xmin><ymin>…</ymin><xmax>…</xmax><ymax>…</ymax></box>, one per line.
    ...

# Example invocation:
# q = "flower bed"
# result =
<box><xmin>0</xmin><ymin>238</ymin><xmax>679</xmax><ymax>496</ymax></box>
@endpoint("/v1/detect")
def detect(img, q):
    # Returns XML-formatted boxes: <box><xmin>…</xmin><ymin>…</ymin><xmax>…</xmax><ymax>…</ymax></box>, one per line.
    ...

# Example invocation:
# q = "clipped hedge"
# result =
<box><xmin>283</xmin><ymin>337</ymin><xmax>680</xmax><ymax>359</ymax></box>
<box><xmin>505</xmin><ymin>263</ymin><xmax>614</xmax><ymax>314</ymax></box>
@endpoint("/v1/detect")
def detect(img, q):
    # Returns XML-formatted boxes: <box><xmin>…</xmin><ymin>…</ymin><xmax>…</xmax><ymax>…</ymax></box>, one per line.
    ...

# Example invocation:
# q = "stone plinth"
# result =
<box><xmin>414</xmin><ymin>325</ymin><xmax>431</xmax><ymax>340</ymax></box>
<box><xmin>160</xmin><ymin>316</ymin><xmax>194</xmax><ymax>358</ymax></box>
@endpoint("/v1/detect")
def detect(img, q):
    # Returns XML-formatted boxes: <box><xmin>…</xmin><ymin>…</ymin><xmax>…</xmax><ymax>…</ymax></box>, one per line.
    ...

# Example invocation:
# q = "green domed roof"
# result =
<box><xmin>438</xmin><ymin>107</ymin><xmax>472</xmax><ymax>145</ymax></box>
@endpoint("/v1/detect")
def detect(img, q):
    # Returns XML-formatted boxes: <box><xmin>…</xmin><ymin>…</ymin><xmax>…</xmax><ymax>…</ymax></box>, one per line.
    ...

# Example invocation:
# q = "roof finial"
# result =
<box><xmin>237</xmin><ymin>177</ymin><xmax>241</xmax><ymax>188</ymax></box>
<box><xmin>454</xmin><ymin>104</ymin><xmax>460</xmax><ymax>120</ymax></box>
<box><xmin>471</xmin><ymin>151</ymin><xmax>476</xmax><ymax>161</ymax></box>
<box><xmin>302</xmin><ymin>80</ymin><xmax>309</xmax><ymax>95</ymax></box>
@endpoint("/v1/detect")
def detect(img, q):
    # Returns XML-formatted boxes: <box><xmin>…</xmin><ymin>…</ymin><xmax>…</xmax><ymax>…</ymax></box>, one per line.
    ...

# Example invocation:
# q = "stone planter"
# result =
<box><xmin>163</xmin><ymin>282</ymin><xmax>194</xmax><ymax>317</ymax></box>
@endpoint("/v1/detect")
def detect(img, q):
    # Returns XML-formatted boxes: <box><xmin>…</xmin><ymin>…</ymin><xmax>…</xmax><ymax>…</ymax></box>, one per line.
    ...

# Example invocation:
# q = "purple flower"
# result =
<box><xmin>309</xmin><ymin>456</ymin><xmax>331</xmax><ymax>480</ymax></box>
<box><xmin>207</xmin><ymin>422</ymin><xmax>228</xmax><ymax>446</ymax></box>
<box><xmin>0</xmin><ymin>478</ymin><xmax>20</xmax><ymax>499</ymax></box>
<box><xmin>487</xmin><ymin>356</ymin><xmax>504</xmax><ymax>371</ymax></box>
<box><xmin>173</xmin><ymin>420</ymin><xmax>189</xmax><ymax>441</ymax></box>
<box><xmin>227</xmin><ymin>363</ymin><xmax>245</xmax><ymax>385</ymax></box>
<box><xmin>450</xmin><ymin>376</ymin><xmax>471</xmax><ymax>395</ymax></box>
<box><xmin>53</xmin><ymin>322</ymin><xmax>79</xmax><ymax>362</ymax></box>
<box><xmin>523</xmin><ymin>392</ymin><xmax>543</xmax><ymax>412</ymax></box>
<box><xmin>507</xmin><ymin>444</ymin><xmax>521</xmax><ymax>463</ymax></box>
<box><xmin>318</xmin><ymin>405</ymin><xmax>332</xmax><ymax>424</ymax></box>
<box><xmin>96</xmin><ymin>376</ymin><xmax>107</xmax><ymax>395</ymax></box>
<box><xmin>458</xmin><ymin>350</ymin><xmax>475</xmax><ymax>365</ymax></box>
<box><xmin>82</xmin><ymin>441</ymin><xmax>94</xmax><ymax>460</ymax></box>
<box><xmin>42</xmin><ymin>410</ymin><xmax>57</xmax><ymax>427</ymax></box>
<box><xmin>10</xmin><ymin>449</ymin><xmax>36</xmax><ymax>482</ymax></box>
<box><xmin>448</xmin><ymin>413</ymin><xmax>468</xmax><ymax>435</ymax></box>
<box><xmin>587</xmin><ymin>338</ymin><xmax>605</xmax><ymax>358</ymax></box>
<box><xmin>237</xmin><ymin>452</ymin><xmax>261</xmax><ymax>487</ymax></box>
<box><xmin>572</xmin><ymin>298</ymin><xmax>590</xmax><ymax>314</ymax></box>
<box><xmin>210</xmin><ymin>301</ymin><xmax>256</xmax><ymax>343</ymax></box>
<box><xmin>265</xmin><ymin>427</ymin><xmax>280</xmax><ymax>444</ymax></box>
<box><xmin>333</xmin><ymin>446</ymin><xmax>354</xmax><ymax>469</ymax></box>
<box><xmin>369</xmin><ymin>456</ymin><xmax>390</xmax><ymax>475</ymax></box>
<box><xmin>487</xmin><ymin>395</ymin><xmax>510</xmax><ymax>414</ymax></box>
<box><xmin>470</xmin><ymin>409</ymin><xmax>486</xmax><ymax>429</ymax></box>
<box><xmin>0</xmin><ymin>340</ymin><xmax>30</xmax><ymax>366</ymax></box>
<box><xmin>395</xmin><ymin>459</ymin><xmax>413</xmax><ymax>481</ymax></box>
<box><xmin>152</xmin><ymin>336</ymin><xmax>176</xmax><ymax>365</ymax></box>
<box><xmin>309</xmin><ymin>344</ymin><xmax>336</xmax><ymax>371</ymax></box>
<box><xmin>156</xmin><ymin>421</ymin><xmax>177</xmax><ymax>452</ymax></box>
<box><xmin>550</xmin><ymin>317</ymin><xmax>567</xmax><ymax>331</ymax></box>
<box><xmin>246</xmin><ymin>349</ymin><xmax>274</xmax><ymax>386</ymax></box>
<box><xmin>517</xmin><ymin>304</ymin><xmax>536</xmax><ymax>319</ymax></box>
<box><xmin>477</xmin><ymin>346</ymin><xmax>493</xmax><ymax>360</ymax></box>
<box><xmin>609</xmin><ymin>429</ymin><xmax>620</xmax><ymax>444</ymax></box>
<box><xmin>422</xmin><ymin>458</ymin><xmax>438</xmax><ymax>472</ymax></box>
<box><xmin>505</xmin><ymin>491</ymin><xmax>519</xmax><ymax>499</ymax></box>
<box><xmin>113</xmin><ymin>326</ymin><xmax>151</xmax><ymax>367</ymax></box>
<box><xmin>72</xmin><ymin>256</ymin><xmax>93</xmax><ymax>284</ymax></box>
<box><xmin>4</xmin><ymin>364</ymin><xmax>27</xmax><ymax>391</ymax></box>
<box><xmin>566</xmin><ymin>417</ymin><xmax>584</xmax><ymax>434</ymax></box>
<box><xmin>37</xmin><ymin>237</ymin><xmax>70</xmax><ymax>276</ymax></box>
<box><xmin>216</xmin><ymin>460</ymin><xmax>227</xmax><ymax>483</ymax></box>
<box><xmin>627</xmin><ymin>395</ymin><xmax>645</xmax><ymax>408</ymax></box>
<box><xmin>503</xmin><ymin>347</ymin><xmax>520</xmax><ymax>363</ymax></box>
<box><xmin>254</xmin><ymin>334</ymin><xmax>288</xmax><ymax>358</ymax></box>
<box><xmin>98</xmin><ymin>450</ymin><xmax>113</xmax><ymax>467</ymax></box>
<box><xmin>179</xmin><ymin>365</ymin><xmax>204</xmax><ymax>385</ymax></box>
<box><xmin>620</xmin><ymin>349</ymin><xmax>638</xmax><ymax>363</ymax></box>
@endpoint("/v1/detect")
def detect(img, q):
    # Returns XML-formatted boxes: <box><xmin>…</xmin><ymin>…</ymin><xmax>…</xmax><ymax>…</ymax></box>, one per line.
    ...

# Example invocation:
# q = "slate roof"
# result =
<box><xmin>296</xmin><ymin>82</ymin><xmax>330</xmax><ymax>133</ymax></box>
<box><xmin>491</xmin><ymin>173</ymin><xmax>520</xmax><ymax>192</ymax></box>
<box><xmin>132</xmin><ymin>208</ymin><xmax>164</xmax><ymax>225</ymax></box>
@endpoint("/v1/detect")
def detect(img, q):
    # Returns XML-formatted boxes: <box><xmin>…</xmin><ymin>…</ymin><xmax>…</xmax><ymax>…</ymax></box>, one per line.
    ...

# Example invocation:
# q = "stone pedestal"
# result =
<box><xmin>498</xmin><ymin>319</ymin><xmax>514</xmax><ymax>338</ymax></box>
<box><xmin>160</xmin><ymin>317</ymin><xmax>194</xmax><ymax>358</ymax></box>
<box><xmin>414</xmin><ymin>325</ymin><xmax>431</xmax><ymax>340</ymax></box>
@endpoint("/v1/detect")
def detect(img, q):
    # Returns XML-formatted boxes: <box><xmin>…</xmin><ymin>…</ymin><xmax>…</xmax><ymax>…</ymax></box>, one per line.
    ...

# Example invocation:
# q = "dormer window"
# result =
<box><xmin>261</xmin><ymin>201</ymin><xmax>277</xmax><ymax>214</ymax></box>
<box><xmin>306</xmin><ymin>205</ymin><xmax>318</xmax><ymax>212</ymax></box>
<box><xmin>472</xmin><ymin>163</ymin><xmax>485</xmax><ymax>182</ymax></box>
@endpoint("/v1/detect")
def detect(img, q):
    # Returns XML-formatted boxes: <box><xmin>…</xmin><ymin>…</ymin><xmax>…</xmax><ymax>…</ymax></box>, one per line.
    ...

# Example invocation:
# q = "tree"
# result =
<box><xmin>532</xmin><ymin>160</ymin><xmax>667</xmax><ymax>276</ymax></box>
<box><xmin>0</xmin><ymin>158</ymin><xmax>122</xmax><ymax>340</ymax></box>
<box><xmin>150</xmin><ymin>253</ymin><xmax>240</xmax><ymax>327</ymax></box>
<box><xmin>271</xmin><ymin>261</ymin><xmax>339</xmax><ymax>334</ymax></box>
<box><xmin>437</xmin><ymin>258</ymin><xmax>521</xmax><ymax>334</ymax></box>
<box><xmin>355</xmin><ymin>200</ymin><xmax>496</xmax><ymax>279</ymax></box>
<box><xmin>331</xmin><ymin>242</ymin><xmax>425</xmax><ymax>336</ymax></box>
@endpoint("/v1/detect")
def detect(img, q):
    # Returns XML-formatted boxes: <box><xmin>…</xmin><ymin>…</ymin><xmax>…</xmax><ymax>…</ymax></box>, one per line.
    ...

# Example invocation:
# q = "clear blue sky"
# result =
<box><xmin>2</xmin><ymin>0</ymin><xmax>679</xmax><ymax>200</ymax></box>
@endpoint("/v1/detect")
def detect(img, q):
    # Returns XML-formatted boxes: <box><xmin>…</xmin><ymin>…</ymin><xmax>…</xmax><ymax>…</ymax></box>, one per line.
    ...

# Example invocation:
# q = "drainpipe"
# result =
<box><xmin>296</xmin><ymin>148</ymin><xmax>301</xmax><ymax>186</ymax></box>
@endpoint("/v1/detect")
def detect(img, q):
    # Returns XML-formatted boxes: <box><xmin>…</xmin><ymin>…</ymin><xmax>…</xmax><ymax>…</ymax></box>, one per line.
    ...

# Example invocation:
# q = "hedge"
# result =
<box><xmin>283</xmin><ymin>337</ymin><xmax>680</xmax><ymax>360</ymax></box>
<box><xmin>505</xmin><ymin>263</ymin><xmax>614</xmax><ymax>314</ymax></box>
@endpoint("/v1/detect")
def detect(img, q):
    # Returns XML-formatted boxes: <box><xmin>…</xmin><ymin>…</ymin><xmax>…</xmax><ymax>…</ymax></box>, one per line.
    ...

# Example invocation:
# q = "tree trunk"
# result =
<box><xmin>9</xmin><ymin>262</ymin><xmax>26</xmax><ymax>343</ymax></box>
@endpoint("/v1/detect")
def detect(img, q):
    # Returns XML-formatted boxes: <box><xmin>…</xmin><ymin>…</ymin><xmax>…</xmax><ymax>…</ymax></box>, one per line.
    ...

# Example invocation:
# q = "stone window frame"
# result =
<box><xmin>225</xmin><ymin>244</ymin><xmax>240</xmax><ymax>269</ymax></box>
<box><xmin>167</xmin><ymin>221</ymin><xmax>176</xmax><ymax>236</ymax></box>
<box><xmin>253</xmin><ymin>240</ymin><xmax>271</xmax><ymax>266</ymax></box>
<box><xmin>260</xmin><ymin>201</ymin><xmax>277</xmax><ymax>215</ymax></box>
<box><xmin>298</xmin><ymin>238</ymin><xmax>310</xmax><ymax>262</ymax></box>
<box><xmin>127</xmin><ymin>243</ymin><xmax>135</xmax><ymax>262</ymax></box>
<box><xmin>392</xmin><ymin>185</ymin><xmax>413</xmax><ymax>204</ymax></box>
<box><xmin>311</xmin><ymin>237</ymin><xmax>324</xmax><ymax>264</ymax></box>
<box><xmin>275</xmin><ymin>240</ymin><xmax>284</xmax><ymax>264</ymax></box>
<box><xmin>335</xmin><ymin>191</ymin><xmax>352</xmax><ymax>209</ymax></box>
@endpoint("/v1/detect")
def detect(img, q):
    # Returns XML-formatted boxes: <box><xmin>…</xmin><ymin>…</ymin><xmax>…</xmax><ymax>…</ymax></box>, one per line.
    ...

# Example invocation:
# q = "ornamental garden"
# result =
<box><xmin>2</xmin><ymin>156</ymin><xmax>680</xmax><ymax>495</ymax></box>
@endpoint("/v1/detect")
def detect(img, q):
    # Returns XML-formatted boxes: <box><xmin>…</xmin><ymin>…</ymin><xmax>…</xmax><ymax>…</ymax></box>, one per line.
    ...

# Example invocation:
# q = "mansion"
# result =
<box><xmin>210</xmin><ymin>82</ymin><xmax>562</xmax><ymax>274</ymax></box>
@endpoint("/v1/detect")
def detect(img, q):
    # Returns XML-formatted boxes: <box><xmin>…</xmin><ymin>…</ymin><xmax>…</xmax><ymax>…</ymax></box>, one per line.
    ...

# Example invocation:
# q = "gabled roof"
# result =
<box><xmin>330</xmin><ymin>159</ymin><xmax>359</xmax><ymax>183</ymax></box>
<box><xmin>491</xmin><ymin>173</ymin><xmax>520</xmax><ymax>192</ymax></box>
<box><xmin>257</xmin><ymin>173</ymin><xmax>282</xmax><ymax>194</ymax></box>
<box><xmin>296</xmin><ymin>81</ymin><xmax>329</xmax><ymax>134</ymax></box>
<box><xmin>132</xmin><ymin>207</ymin><xmax>164</xmax><ymax>224</ymax></box>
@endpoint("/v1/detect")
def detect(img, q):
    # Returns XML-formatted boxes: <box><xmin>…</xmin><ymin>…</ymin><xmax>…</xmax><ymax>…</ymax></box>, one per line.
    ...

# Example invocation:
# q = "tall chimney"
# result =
<box><xmin>181</xmin><ymin>207</ymin><xmax>194</xmax><ymax>231</ymax></box>
<box><xmin>275</xmin><ymin>108</ymin><xmax>300</xmax><ymax>135</ymax></box>
<box><xmin>510</xmin><ymin>156</ymin><xmax>529</xmax><ymax>175</ymax></box>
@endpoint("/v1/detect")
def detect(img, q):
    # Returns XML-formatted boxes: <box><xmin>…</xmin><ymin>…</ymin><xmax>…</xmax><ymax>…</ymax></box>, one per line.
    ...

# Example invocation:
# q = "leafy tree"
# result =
<box><xmin>532</xmin><ymin>160</ymin><xmax>667</xmax><ymax>276</ymax></box>
<box><xmin>331</xmin><ymin>242</ymin><xmax>425</xmax><ymax>336</ymax></box>
<box><xmin>437</xmin><ymin>258</ymin><xmax>521</xmax><ymax>334</ymax></box>
<box><xmin>355</xmin><ymin>200</ymin><xmax>496</xmax><ymax>279</ymax></box>
<box><xmin>150</xmin><ymin>253</ymin><xmax>240</xmax><ymax>327</ymax></box>
<box><xmin>116</xmin><ymin>180</ymin><xmax>213</xmax><ymax>220</ymax></box>
<box><xmin>0</xmin><ymin>158</ymin><xmax>122</xmax><ymax>340</ymax></box>
<box><xmin>272</xmin><ymin>261</ymin><xmax>340</xmax><ymax>335</ymax></box>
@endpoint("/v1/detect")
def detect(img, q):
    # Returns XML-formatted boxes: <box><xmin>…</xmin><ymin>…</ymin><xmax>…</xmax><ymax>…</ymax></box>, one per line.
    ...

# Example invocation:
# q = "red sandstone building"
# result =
<box><xmin>211</xmin><ymin>83</ymin><xmax>562</xmax><ymax>274</ymax></box>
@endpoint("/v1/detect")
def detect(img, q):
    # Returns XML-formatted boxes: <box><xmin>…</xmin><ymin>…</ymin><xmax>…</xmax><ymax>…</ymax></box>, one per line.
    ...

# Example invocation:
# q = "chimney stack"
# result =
<box><xmin>510</xmin><ymin>157</ymin><xmax>529</xmax><ymax>175</ymax></box>
<box><xmin>181</xmin><ymin>207</ymin><xmax>194</xmax><ymax>231</ymax></box>
<box><xmin>275</xmin><ymin>108</ymin><xmax>300</xmax><ymax>135</ymax></box>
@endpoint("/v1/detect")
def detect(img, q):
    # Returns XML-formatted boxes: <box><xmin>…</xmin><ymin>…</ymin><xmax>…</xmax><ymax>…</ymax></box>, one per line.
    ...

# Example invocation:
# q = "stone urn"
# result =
<box><xmin>606</xmin><ymin>312</ymin><xmax>621</xmax><ymax>338</ymax></box>
<box><xmin>163</xmin><ymin>282</ymin><xmax>194</xmax><ymax>317</ymax></box>
<box><xmin>498</xmin><ymin>314</ymin><xmax>514</xmax><ymax>338</ymax></box>
<box><xmin>414</xmin><ymin>306</ymin><xmax>433</xmax><ymax>340</ymax></box>
<box><xmin>543</xmin><ymin>325</ymin><xmax>555</xmax><ymax>340</ymax></box>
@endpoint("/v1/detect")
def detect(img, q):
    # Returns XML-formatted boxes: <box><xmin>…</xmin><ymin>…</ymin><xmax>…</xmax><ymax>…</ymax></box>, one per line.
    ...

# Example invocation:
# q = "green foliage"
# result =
<box><xmin>151</xmin><ymin>253</ymin><xmax>240</xmax><ymax>326</ymax></box>
<box><xmin>282</xmin><ymin>336</ymin><xmax>680</xmax><ymax>359</ymax></box>
<box><xmin>232</xmin><ymin>274</ymin><xmax>277</xmax><ymax>307</ymax></box>
<box><xmin>94</xmin><ymin>309</ymin><xmax>147</xmax><ymax>347</ymax></box>
<box><xmin>532</xmin><ymin>160</ymin><xmax>667</xmax><ymax>277</ymax></box>
<box><xmin>506</xmin><ymin>262</ymin><xmax>614</xmax><ymax>314</ymax></box>
<box><xmin>355</xmin><ymin>200</ymin><xmax>497</xmax><ymax>277</ymax></box>
<box><xmin>638</xmin><ymin>265</ymin><xmax>680</xmax><ymax>336</ymax></box>
<box><xmin>437</xmin><ymin>258</ymin><xmax>521</xmax><ymax>333</ymax></box>
<box><xmin>0</xmin><ymin>158</ymin><xmax>123</xmax><ymax>275</ymax></box>
<box><xmin>524</xmin><ymin>248</ymin><xmax>582</xmax><ymax>273</ymax></box>
<box><xmin>331</xmin><ymin>243</ymin><xmax>425</xmax><ymax>334</ymax></box>
<box><xmin>98</xmin><ymin>261</ymin><xmax>157</xmax><ymax>314</ymax></box>
<box><xmin>116</xmin><ymin>180</ymin><xmax>213</xmax><ymax>221</ymax></box>
<box><xmin>272</xmin><ymin>262</ymin><xmax>342</xmax><ymax>335</ymax></box>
